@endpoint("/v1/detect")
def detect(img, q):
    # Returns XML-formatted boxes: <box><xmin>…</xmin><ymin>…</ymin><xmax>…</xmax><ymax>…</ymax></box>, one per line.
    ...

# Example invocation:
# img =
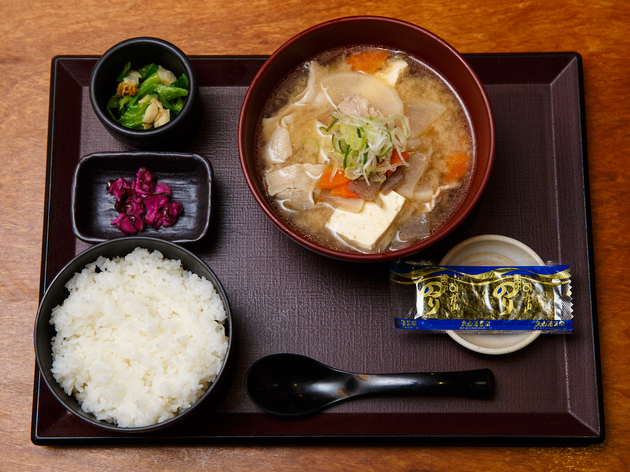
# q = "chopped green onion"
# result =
<box><xmin>319</xmin><ymin>117</ymin><xmax>339</xmax><ymax>133</ymax></box>
<box><xmin>302</xmin><ymin>137</ymin><xmax>320</xmax><ymax>163</ymax></box>
<box><xmin>320</xmin><ymin>110</ymin><xmax>410</xmax><ymax>181</ymax></box>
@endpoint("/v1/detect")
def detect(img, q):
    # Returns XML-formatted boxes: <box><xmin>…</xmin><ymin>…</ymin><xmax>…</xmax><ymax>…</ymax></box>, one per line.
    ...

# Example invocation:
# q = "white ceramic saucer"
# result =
<box><xmin>439</xmin><ymin>235</ymin><xmax>544</xmax><ymax>355</ymax></box>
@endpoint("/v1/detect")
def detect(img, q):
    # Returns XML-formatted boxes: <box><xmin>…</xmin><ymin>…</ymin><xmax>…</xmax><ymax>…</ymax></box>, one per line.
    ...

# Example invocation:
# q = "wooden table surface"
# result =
<box><xmin>2</xmin><ymin>1</ymin><xmax>628</xmax><ymax>470</ymax></box>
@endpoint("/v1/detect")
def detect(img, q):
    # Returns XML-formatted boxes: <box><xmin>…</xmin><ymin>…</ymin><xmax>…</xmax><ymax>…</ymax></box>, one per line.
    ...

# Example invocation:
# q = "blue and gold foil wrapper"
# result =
<box><xmin>390</xmin><ymin>262</ymin><xmax>573</xmax><ymax>333</ymax></box>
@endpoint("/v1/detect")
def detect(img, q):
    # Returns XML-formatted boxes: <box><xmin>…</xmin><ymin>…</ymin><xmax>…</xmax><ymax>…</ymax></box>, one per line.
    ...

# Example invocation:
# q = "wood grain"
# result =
<box><xmin>1</xmin><ymin>0</ymin><xmax>629</xmax><ymax>470</ymax></box>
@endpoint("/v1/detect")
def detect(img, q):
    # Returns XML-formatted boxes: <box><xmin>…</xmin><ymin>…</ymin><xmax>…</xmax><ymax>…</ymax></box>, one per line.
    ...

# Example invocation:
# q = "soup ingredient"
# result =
<box><xmin>107</xmin><ymin>62</ymin><xmax>189</xmax><ymax>130</ymax></box>
<box><xmin>330</xmin><ymin>182</ymin><xmax>361</xmax><ymax>199</ymax></box>
<box><xmin>376</xmin><ymin>58</ymin><xmax>409</xmax><ymax>86</ymax></box>
<box><xmin>49</xmin><ymin>248</ymin><xmax>229</xmax><ymax>427</ymax></box>
<box><xmin>107</xmin><ymin>167</ymin><xmax>183</xmax><ymax>234</ymax></box>
<box><xmin>445</xmin><ymin>154</ymin><xmax>472</xmax><ymax>182</ymax></box>
<box><xmin>321</xmin><ymin>71</ymin><xmax>404</xmax><ymax>116</ymax></box>
<box><xmin>322</xmin><ymin>107</ymin><xmax>410</xmax><ymax>182</ymax></box>
<box><xmin>326</xmin><ymin>190</ymin><xmax>406</xmax><ymax>251</ymax></box>
<box><xmin>387</xmin><ymin>149</ymin><xmax>410</xmax><ymax>176</ymax></box>
<box><xmin>316</xmin><ymin>166</ymin><xmax>351</xmax><ymax>189</ymax></box>
<box><xmin>347</xmin><ymin>50</ymin><xmax>390</xmax><ymax>73</ymax></box>
<box><xmin>265</xmin><ymin>163</ymin><xmax>327</xmax><ymax>210</ymax></box>
<box><xmin>347</xmin><ymin>177</ymin><xmax>381</xmax><ymax>200</ymax></box>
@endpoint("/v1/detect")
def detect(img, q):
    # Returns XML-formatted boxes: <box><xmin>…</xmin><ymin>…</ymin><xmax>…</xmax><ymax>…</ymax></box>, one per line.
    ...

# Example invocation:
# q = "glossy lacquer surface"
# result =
<box><xmin>32</xmin><ymin>54</ymin><xmax>601</xmax><ymax>446</ymax></box>
<box><xmin>245</xmin><ymin>354</ymin><xmax>494</xmax><ymax>416</ymax></box>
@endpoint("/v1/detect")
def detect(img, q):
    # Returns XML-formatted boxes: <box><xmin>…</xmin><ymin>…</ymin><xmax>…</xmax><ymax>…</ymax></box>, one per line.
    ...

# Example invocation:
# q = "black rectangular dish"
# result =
<box><xmin>32</xmin><ymin>53</ymin><xmax>603</xmax><ymax>445</ymax></box>
<box><xmin>72</xmin><ymin>151</ymin><xmax>213</xmax><ymax>243</ymax></box>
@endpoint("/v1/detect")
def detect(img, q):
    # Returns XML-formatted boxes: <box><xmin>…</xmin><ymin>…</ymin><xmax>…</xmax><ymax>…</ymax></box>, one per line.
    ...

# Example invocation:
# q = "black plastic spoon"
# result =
<box><xmin>245</xmin><ymin>353</ymin><xmax>495</xmax><ymax>416</ymax></box>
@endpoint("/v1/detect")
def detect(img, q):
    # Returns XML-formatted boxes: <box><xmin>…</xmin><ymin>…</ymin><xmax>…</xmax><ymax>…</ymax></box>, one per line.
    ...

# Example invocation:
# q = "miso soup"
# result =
<box><xmin>255</xmin><ymin>47</ymin><xmax>474</xmax><ymax>254</ymax></box>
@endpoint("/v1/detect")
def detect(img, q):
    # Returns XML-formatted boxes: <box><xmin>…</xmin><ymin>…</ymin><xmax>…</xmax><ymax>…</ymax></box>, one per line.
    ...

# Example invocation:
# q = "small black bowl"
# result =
<box><xmin>89</xmin><ymin>37</ymin><xmax>201</xmax><ymax>150</ymax></box>
<box><xmin>71</xmin><ymin>151</ymin><xmax>213</xmax><ymax>244</ymax></box>
<box><xmin>34</xmin><ymin>237</ymin><xmax>234</xmax><ymax>433</ymax></box>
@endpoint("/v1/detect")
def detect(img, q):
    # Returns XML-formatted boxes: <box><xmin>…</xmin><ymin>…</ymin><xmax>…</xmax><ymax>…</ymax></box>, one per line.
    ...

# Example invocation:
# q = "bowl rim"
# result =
<box><xmin>89</xmin><ymin>36</ymin><xmax>198</xmax><ymax>139</ymax></box>
<box><xmin>33</xmin><ymin>236</ymin><xmax>233</xmax><ymax>432</ymax></box>
<box><xmin>238</xmin><ymin>16</ymin><xmax>495</xmax><ymax>262</ymax></box>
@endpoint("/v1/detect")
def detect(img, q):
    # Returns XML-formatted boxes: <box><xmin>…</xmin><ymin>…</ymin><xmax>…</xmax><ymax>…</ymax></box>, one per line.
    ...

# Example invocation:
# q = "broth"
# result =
<box><xmin>255</xmin><ymin>47</ymin><xmax>474</xmax><ymax>254</ymax></box>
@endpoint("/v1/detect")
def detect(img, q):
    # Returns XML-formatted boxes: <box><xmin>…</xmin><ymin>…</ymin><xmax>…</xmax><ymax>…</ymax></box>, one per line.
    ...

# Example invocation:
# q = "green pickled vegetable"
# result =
<box><xmin>116</xmin><ymin>62</ymin><xmax>132</xmax><ymax>82</ymax></box>
<box><xmin>171</xmin><ymin>97</ymin><xmax>185</xmax><ymax>114</ymax></box>
<box><xmin>173</xmin><ymin>73</ymin><xmax>189</xmax><ymax>89</ymax></box>
<box><xmin>137</xmin><ymin>63</ymin><xmax>158</xmax><ymax>78</ymax></box>
<box><xmin>116</xmin><ymin>95</ymin><xmax>156</xmax><ymax>129</ymax></box>
<box><xmin>107</xmin><ymin>63</ymin><xmax>189</xmax><ymax>130</ymax></box>
<box><xmin>153</xmin><ymin>84</ymin><xmax>188</xmax><ymax>109</ymax></box>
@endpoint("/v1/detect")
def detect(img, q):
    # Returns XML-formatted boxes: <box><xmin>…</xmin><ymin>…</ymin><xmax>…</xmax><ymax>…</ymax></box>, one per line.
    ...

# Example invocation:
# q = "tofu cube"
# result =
<box><xmin>325</xmin><ymin>191</ymin><xmax>406</xmax><ymax>251</ymax></box>
<box><xmin>376</xmin><ymin>59</ymin><xmax>409</xmax><ymax>87</ymax></box>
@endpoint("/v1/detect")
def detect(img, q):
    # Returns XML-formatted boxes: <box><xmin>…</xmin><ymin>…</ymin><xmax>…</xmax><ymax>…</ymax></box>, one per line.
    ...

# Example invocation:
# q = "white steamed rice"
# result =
<box><xmin>49</xmin><ymin>247</ymin><xmax>228</xmax><ymax>428</ymax></box>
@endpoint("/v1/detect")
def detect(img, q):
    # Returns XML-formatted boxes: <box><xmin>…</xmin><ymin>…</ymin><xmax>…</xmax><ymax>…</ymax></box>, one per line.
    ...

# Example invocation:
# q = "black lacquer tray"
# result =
<box><xmin>32</xmin><ymin>53</ymin><xmax>603</xmax><ymax>445</ymax></box>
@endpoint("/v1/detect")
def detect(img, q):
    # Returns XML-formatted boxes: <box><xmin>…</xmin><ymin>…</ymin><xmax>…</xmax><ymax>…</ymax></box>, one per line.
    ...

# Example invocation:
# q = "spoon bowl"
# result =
<box><xmin>245</xmin><ymin>353</ymin><xmax>495</xmax><ymax>416</ymax></box>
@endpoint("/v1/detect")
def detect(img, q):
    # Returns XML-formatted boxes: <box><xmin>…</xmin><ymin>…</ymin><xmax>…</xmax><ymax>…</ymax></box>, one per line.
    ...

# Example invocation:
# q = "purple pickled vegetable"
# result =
<box><xmin>121</xmin><ymin>199</ymin><xmax>144</xmax><ymax>215</ymax></box>
<box><xmin>129</xmin><ymin>180</ymin><xmax>144</xmax><ymax>203</ymax></box>
<box><xmin>167</xmin><ymin>201</ymin><xmax>184</xmax><ymax>220</ymax></box>
<box><xmin>111</xmin><ymin>213</ymin><xmax>125</xmax><ymax>225</ymax></box>
<box><xmin>128</xmin><ymin>214</ymin><xmax>145</xmax><ymax>233</ymax></box>
<box><xmin>106</xmin><ymin>177</ymin><xmax>130</xmax><ymax>200</ymax></box>
<box><xmin>143</xmin><ymin>194</ymin><xmax>170</xmax><ymax>224</ymax></box>
<box><xmin>111</xmin><ymin>213</ymin><xmax>145</xmax><ymax>234</ymax></box>
<box><xmin>106</xmin><ymin>166</ymin><xmax>183</xmax><ymax>235</ymax></box>
<box><xmin>155</xmin><ymin>182</ymin><xmax>171</xmax><ymax>196</ymax></box>
<box><xmin>135</xmin><ymin>167</ymin><xmax>156</xmax><ymax>194</ymax></box>
<box><xmin>154</xmin><ymin>201</ymin><xmax>183</xmax><ymax>229</ymax></box>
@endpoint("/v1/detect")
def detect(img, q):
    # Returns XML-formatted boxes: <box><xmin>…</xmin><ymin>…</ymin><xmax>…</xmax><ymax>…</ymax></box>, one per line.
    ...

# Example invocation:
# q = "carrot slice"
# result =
<box><xmin>445</xmin><ymin>154</ymin><xmax>472</xmax><ymax>182</ymax></box>
<box><xmin>347</xmin><ymin>50</ymin><xmax>390</xmax><ymax>74</ymax></box>
<box><xmin>317</xmin><ymin>166</ymin><xmax>351</xmax><ymax>189</ymax></box>
<box><xmin>386</xmin><ymin>149</ymin><xmax>410</xmax><ymax>176</ymax></box>
<box><xmin>330</xmin><ymin>182</ymin><xmax>361</xmax><ymax>199</ymax></box>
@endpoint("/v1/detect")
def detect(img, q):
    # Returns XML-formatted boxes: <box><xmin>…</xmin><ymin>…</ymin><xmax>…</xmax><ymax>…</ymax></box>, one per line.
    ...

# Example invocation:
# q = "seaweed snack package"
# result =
<box><xmin>390</xmin><ymin>261</ymin><xmax>573</xmax><ymax>333</ymax></box>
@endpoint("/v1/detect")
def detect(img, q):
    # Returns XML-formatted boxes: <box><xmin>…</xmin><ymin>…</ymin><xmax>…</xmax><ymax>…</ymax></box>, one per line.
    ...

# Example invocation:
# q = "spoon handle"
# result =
<box><xmin>359</xmin><ymin>369</ymin><xmax>495</xmax><ymax>399</ymax></box>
